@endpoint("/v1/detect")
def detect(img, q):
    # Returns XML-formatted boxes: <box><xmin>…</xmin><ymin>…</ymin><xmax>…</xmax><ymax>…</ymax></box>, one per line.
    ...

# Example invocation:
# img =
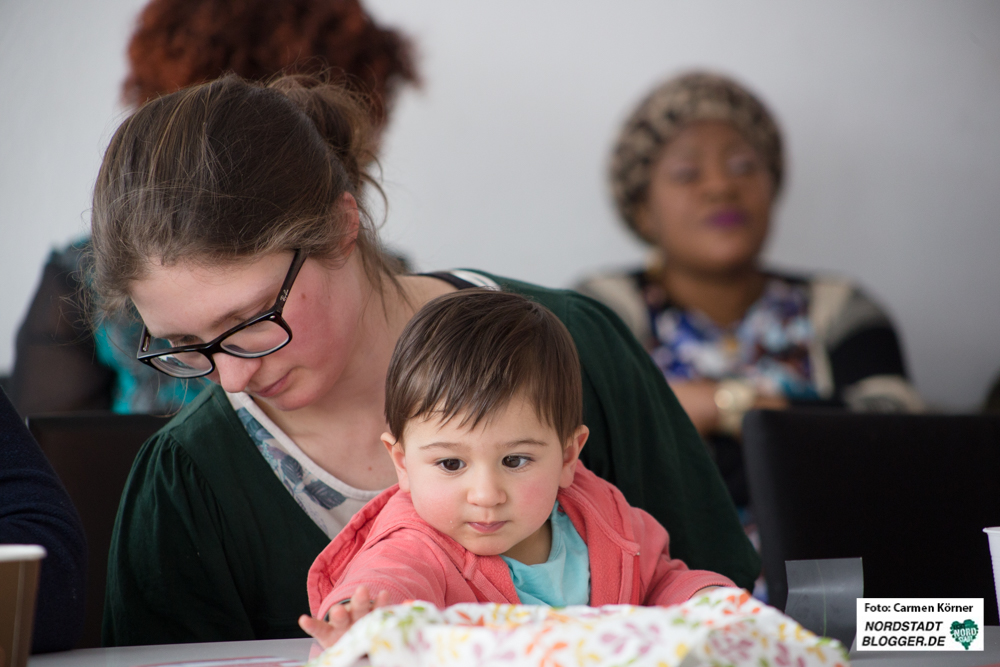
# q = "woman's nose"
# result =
<box><xmin>467</xmin><ymin>470</ymin><xmax>506</xmax><ymax>507</ymax></box>
<box><xmin>701</xmin><ymin>162</ymin><xmax>738</xmax><ymax>200</ymax></box>
<box><xmin>210</xmin><ymin>354</ymin><xmax>262</xmax><ymax>394</ymax></box>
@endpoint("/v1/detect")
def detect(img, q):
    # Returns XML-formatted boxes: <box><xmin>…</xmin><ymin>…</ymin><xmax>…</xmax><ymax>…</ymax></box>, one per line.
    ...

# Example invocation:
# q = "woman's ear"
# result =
<box><xmin>339</xmin><ymin>192</ymin><xmax>361</xmax><ymax>256</ymax></box>
<box><xmin>381</xmin><ymin>432</ymin><xmax>409</xmax><ymax>492</ymax></box>
<box><xmin>633</xmin><ymin>203</ymin><xmax>657</xmax><ymax>245</ymax></box>
<box><xmin>559</xmin><ymin>425</ymin><xmax>589</xmax><ymax>489</ymax></box>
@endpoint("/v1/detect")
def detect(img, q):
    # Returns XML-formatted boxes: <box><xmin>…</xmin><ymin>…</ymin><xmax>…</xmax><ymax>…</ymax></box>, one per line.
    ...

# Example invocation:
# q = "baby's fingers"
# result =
<box><xmin>349</xmin><ymin>585</ymin><xmax>373</xmax><ymax>623</ymax></box>
<box><xmin>373</xmin><ymin>589</ymin><xmax>392</xmax><ymax>609</ymax></box>
<box><xmin>328</xmin><ymin>603</ymin><xmax>351</xmax><ymax>628</ymax></box>
<box><xmin>298</xmin><ymin>614</ymin><xmax>346</xmax><ymax>649</ymax></box>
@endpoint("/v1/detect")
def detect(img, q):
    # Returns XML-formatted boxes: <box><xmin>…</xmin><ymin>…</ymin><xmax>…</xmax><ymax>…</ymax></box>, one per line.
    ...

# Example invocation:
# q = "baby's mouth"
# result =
<box><xmin>468</xmin><ymin>521</ymin><xmax>507</xmax><ymax>534</ymax></box>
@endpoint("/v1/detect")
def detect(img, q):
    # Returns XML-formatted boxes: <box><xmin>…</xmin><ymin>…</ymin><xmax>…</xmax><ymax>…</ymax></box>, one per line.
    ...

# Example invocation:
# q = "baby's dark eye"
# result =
<box><xmin>437</xmin><ymin>459</ymin><xmax>464</xmax><ymax>472</ymax></box>
<box><xmin>502</xmin><ymin>455</ymin><xmax>530</xmax><ymax>469</ymax></box>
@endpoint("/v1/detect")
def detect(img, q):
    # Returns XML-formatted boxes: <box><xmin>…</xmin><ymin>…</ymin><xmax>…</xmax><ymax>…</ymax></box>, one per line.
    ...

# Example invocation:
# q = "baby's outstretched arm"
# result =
<box><xmin>298</xmin><ymin>585</ymin><xmax>392</xmax><ymax>648</ymax></box>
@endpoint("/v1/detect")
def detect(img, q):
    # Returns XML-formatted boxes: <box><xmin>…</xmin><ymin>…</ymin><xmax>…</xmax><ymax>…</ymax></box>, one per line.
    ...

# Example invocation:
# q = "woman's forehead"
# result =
<box><xmin>662</xmin><ymin>120</ymin><xmax>753</xmax><ymax>157</ymax></box>
<box><xmin>130</xmin><ymin>253</ymin><xmax>291</xmax><ymax>337</ymax></box>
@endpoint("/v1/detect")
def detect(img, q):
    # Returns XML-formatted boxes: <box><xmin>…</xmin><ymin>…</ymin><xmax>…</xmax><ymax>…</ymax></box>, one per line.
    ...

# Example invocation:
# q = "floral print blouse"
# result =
<box><xmin>644</xmin><ymin>274</ymin><xmax>819</xmax><ymax>401</ymax></box>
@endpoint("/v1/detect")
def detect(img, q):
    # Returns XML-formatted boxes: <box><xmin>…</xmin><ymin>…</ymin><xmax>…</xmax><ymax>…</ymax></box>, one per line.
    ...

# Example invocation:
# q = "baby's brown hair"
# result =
<box><xmin>385</xmin><ymin>289</ymin><xmax>582</xmax><ymax>445</ymax></box>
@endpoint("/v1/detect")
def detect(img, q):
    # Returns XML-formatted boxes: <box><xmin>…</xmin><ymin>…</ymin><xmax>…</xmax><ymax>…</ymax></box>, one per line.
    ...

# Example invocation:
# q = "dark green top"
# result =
<box><xmin>104</xmin><ymin>274</ymin><xmax>759</xmax><ymax>646</ymax></box>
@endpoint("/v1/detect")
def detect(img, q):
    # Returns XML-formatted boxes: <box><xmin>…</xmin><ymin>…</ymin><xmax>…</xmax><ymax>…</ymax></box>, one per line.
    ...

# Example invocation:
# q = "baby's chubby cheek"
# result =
<box><xmin>524</xmin><ymin>476</ymin><xmax>560</xmax><ymax>500</ymax></box>
<box><xmin>411</xmin><ymin>492</ymin><xmax>461</xmax><ymax>531</ymax></box>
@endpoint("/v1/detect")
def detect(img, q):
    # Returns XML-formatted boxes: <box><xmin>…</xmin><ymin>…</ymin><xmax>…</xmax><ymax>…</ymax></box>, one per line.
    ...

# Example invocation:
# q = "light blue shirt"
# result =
<box><xmin>501</xmin><ymin>502</ymin><xmax>591</xmax><ymax>606</ymax></box>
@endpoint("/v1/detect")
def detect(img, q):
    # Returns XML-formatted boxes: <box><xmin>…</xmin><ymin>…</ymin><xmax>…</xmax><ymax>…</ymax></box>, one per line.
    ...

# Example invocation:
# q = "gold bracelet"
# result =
<box><xmin>714</xmin><ymin>379</ymin><xmax>757</xmax><ymax>437</ymax></box>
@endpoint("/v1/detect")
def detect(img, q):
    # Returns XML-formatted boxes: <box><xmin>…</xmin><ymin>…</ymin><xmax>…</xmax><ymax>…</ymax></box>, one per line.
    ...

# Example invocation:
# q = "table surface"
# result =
<box><xmin>26</xmin><ymin>627</ymin><xmax>1000</xmax><ymax>667</ymax></box>
<box><xmin>848</xmin><ymin>625</ymin><xmax>999</xmax><ymax>667</ymax></box>
<box><xmin>28</xmin><ymin>638</ymin><xmax>319</xmax><ymax>667</ymax></box>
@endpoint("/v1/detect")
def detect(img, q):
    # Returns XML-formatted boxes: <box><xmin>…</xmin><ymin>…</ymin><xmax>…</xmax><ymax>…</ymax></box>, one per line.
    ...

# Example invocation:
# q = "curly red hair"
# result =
<box><xmin>123</xmin><ymin>0</ymin><xmax>418</xmax><ymax>127</ymax></box>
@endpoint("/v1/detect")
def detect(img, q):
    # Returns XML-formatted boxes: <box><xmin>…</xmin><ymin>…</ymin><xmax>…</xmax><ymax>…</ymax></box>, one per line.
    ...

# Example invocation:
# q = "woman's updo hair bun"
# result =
<box><xmin>609</xmin><ymin>71</ymin><xmax>783</xmax><ymax>243</ymax></box>
<box><xmin>90</xmin><ymin>73</ymin><xmax>397</xmax><ymax>317</ymax></box>
<box><xmin>269</xmin><ymin>73</ymin><xmax>378</xmax><ymax>194</ymax></box>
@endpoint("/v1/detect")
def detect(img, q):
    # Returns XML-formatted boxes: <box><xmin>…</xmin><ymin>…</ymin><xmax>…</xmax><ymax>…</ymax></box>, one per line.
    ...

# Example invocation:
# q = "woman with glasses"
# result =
<box><xmin>91</xmin><ymin>73</ymin><xmax>760</xmax><ymax>647</ymax></box>
<box><xmin>11</xmin><ymin>0</ymin><xmax>418</xmax><ymax>417</ymax></box>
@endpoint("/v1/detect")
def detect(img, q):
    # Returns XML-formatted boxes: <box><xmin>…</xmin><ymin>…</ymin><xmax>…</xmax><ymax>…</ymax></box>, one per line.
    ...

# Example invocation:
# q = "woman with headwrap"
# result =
<box><xmin>576</xmin><ymin>72</ymin><xmax>924</xmax><ymax>512</ymax></box>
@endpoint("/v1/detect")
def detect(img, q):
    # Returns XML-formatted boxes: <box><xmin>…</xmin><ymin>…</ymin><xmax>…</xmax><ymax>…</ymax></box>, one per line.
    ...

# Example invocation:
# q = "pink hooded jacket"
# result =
<box><xmin>308</xmin><ymin>465</ymin><xmax>736</xmax><ymax>619</ymax></box>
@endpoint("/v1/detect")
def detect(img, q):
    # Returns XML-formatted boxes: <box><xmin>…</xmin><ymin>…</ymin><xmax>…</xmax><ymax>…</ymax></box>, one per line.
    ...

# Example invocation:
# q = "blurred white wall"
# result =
<box><xmin>1</xmin><ymin>0</ymin><xmax>998</xmax><ymax>410</ymax></box>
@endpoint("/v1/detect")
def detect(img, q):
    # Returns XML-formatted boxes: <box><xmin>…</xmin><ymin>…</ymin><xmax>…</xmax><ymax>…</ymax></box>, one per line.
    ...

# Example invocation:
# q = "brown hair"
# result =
<box><xmin>90</xmin><ymin>73</ymin><xmax>398</xmax><ymax>316</ymax></box>
<box><xmin>122</xmin><ymin>0</ymin><xmax>419</xmax><ymax>128</ymax></box>
<box><xmin>385</xmin><ymin>289</ymin><xmax>583</xmax><ymax>445</ymax></box>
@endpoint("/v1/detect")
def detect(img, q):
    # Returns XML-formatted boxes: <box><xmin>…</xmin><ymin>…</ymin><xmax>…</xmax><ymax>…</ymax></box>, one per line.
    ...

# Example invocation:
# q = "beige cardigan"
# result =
<box><xmin>574</xmin><ymin>270</ymin><xmax>924</xmax><ymax>412</ymax></box>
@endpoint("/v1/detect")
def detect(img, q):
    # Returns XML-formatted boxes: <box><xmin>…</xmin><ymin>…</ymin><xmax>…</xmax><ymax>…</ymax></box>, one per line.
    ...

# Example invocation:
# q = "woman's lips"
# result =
<box><xmin>468</xmin><ymin>521</ymin><xmax>507</xmax><ymax>534</ymax></box>
<box><xmin>252</xmin><ymin>372</ymin><xmax>290</xmax><ymax>398</ymax></box>
<box><xmin>708</xmin><ymin>209</ymin><xmax>747</xmax><ymax>227</ymax></box>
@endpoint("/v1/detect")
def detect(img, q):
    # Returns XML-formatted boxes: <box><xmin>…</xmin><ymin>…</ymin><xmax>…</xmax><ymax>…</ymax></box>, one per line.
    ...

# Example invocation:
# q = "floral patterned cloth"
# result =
<box><xmin>308</xmin><ymin>588</ymin><xmax>849</xmax><ymax>667</ymax></box>
<box><xmin>647</xmin><ymin>276</ymin><xmax>819</xmax><ymax>401</ymax></box>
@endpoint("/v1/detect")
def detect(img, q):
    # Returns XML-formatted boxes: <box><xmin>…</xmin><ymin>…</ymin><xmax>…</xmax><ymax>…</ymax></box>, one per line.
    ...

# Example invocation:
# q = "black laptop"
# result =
<box><xmin>742</xmin><ymin>409</ymin><xmax>1000</xmax><ymax>625</ymax></box>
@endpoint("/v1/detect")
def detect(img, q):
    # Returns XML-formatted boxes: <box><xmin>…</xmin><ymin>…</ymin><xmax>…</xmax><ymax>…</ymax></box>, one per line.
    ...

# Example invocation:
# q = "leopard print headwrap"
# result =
<box><xmin>609</xmin><ymin>72</ymin><xmax>783</xmax><ymax>243</ymax></box>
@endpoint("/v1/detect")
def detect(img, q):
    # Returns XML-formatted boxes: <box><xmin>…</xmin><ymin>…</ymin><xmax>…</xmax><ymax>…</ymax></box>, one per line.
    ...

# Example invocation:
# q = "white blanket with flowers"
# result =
<box><xmin>307</xmin><ymin>587</ymin><xmax>849</xmax><ymax>667</ymax></box>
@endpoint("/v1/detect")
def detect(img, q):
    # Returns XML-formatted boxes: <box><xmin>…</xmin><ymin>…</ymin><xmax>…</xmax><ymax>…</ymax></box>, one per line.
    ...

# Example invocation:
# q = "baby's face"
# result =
<box><xmin>383</xmin><ymin>393</ymin><xmax>586</xmax><ymax>564</ymax></box>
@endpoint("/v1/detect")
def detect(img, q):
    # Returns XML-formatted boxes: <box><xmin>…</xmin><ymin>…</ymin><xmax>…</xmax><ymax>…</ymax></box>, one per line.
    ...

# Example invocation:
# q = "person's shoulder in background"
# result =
<box><xmin>0</xmin><ymin>387</ymin><xmax>86</xmax><ymax>652</ymax></box>
<box><xmin>12</xmin><ymin>237</ymin><xmax>115</xmax><ymax>416</ymax></box>
<box><xmin>572</xmin><ymin>267</ymin><xmax>651</xmax><ymax>348</ymax></box>
<box><xmin>12</xmin><ymin>236</ymin><xmax>204</xmax><ymax>417</ymax></box>
<box><xmin>803</xmin><ymin>273</ymin><xmax>924</xmax><ymax>412</ymax></box>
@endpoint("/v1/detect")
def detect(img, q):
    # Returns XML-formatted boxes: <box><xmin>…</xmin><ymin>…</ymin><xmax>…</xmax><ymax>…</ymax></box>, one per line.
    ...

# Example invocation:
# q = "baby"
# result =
<box><xmin>300</xmin><ymin>289</ymin><xmax>735</xmax><ymax>647</ymax></box>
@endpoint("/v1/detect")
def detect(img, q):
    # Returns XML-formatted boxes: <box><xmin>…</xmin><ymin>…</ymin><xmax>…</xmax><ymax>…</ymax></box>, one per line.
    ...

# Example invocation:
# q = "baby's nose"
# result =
<box><xmin>467</xmin><ymin>472</ymin><xmax>506</xmax><ymax>507</ymax></box>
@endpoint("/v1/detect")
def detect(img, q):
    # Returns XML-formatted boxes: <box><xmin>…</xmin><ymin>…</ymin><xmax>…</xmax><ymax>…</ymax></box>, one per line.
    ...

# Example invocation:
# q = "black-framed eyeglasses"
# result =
<box><xmin>136</xmin><ymin>249</ymin><xmax>308</xmax><ymax>378</ymax></box>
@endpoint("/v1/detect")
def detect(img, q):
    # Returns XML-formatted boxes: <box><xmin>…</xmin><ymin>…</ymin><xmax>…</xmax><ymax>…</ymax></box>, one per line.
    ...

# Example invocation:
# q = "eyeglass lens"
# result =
<box><xmin>145</xmin><ymin>319</ymin><xmax>290</xmax><ymax>377</ymax></box>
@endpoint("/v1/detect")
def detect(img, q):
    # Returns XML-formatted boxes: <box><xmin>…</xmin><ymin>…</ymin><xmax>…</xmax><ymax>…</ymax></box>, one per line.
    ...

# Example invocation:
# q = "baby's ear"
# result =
<box><xmin>559</xmin><ymin>425</ymin><xmax>589</xmax><ymax>489</ymax></box>
<box><xmin>382</xmin><ymin>432</ymin><xmax>410</xmax><ymax>492</ymax></box>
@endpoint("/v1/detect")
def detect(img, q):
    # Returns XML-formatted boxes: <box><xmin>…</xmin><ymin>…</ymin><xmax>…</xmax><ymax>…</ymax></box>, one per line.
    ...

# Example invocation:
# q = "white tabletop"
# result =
<box><xmin>26</xmin><ymin>626</ymin><xmax>1000</xmax><ymax>667</ymax></box>
<box><xmin>849</xmin><ymin>625</ymin><xmax>999</xmax><ymax>667</ymax></box>
<box><xmin>28</xmin><ymin>638</ymin><xmax>319</xmax><ymax>667</ymax></box>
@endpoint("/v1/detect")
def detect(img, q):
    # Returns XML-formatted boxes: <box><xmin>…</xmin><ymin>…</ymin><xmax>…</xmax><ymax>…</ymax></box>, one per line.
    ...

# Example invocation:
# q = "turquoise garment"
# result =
<box><xmin>60</xmin><ymin>237</ymin><xmax>206</xmax><ymax>414</ymax></box>
<box><xmin>501</xmin><ymin>503</ymin><xmax>590</xmax><ymax>607</ymax></box>
<box><xmin>93</xmin><ymin>319</ymin><xmax>204</xmax><ymax>414</ymax></box>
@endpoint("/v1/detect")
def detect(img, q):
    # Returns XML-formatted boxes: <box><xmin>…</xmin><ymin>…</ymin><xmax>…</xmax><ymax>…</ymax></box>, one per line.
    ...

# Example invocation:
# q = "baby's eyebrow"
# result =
<box><xmin>417</xmin><ymin>438</ymin><xmax>548</xmax><ymax>451</ymax></box>
<box><xmin>500</xmin><ymin>439</ymin><xmax>548</xmax><ymax>448</ymax></box>
<box><xmin>418</xmin><ymin>441</ymin><xmax>462</xmax><ymax>451</ymax></box>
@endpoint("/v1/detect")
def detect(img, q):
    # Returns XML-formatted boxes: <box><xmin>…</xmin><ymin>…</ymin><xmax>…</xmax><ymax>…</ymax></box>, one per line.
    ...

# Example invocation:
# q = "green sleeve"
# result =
<box><xmin>496</xmin><ymin>276</ymin><xmax>761</xmax><ymax>590</ymax></box>
<box><xmin>103</xmin><ymin>386</ymin><xmax>330</xmax><ymax>646</ymax></box>
<box><xmin>103</xmin><ymin>434</ymin><xmax>255</xmax><ymax>645</ymax></box>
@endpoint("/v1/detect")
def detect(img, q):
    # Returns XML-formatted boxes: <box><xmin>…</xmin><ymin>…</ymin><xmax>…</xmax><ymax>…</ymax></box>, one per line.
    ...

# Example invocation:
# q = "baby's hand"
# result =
<box><xmin>298</xmin><ymin>585</ymin><xmax>392</xmax><ymax>649</ymax></box>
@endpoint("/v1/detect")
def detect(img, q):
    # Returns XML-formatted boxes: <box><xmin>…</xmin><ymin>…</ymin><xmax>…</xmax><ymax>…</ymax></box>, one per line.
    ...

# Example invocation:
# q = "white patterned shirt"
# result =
<box><xmin>227</xmin><ymin>391</ymin><xmax>381</xmax><ymax>539</ymax></box>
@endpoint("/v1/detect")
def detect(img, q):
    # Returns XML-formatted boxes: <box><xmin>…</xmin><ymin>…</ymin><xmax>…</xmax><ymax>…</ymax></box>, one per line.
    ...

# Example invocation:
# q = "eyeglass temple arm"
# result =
<box><xmin>275</xmin><ymin>249</ymin><xmax>307</xmax><ymax>312</ymax></box>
